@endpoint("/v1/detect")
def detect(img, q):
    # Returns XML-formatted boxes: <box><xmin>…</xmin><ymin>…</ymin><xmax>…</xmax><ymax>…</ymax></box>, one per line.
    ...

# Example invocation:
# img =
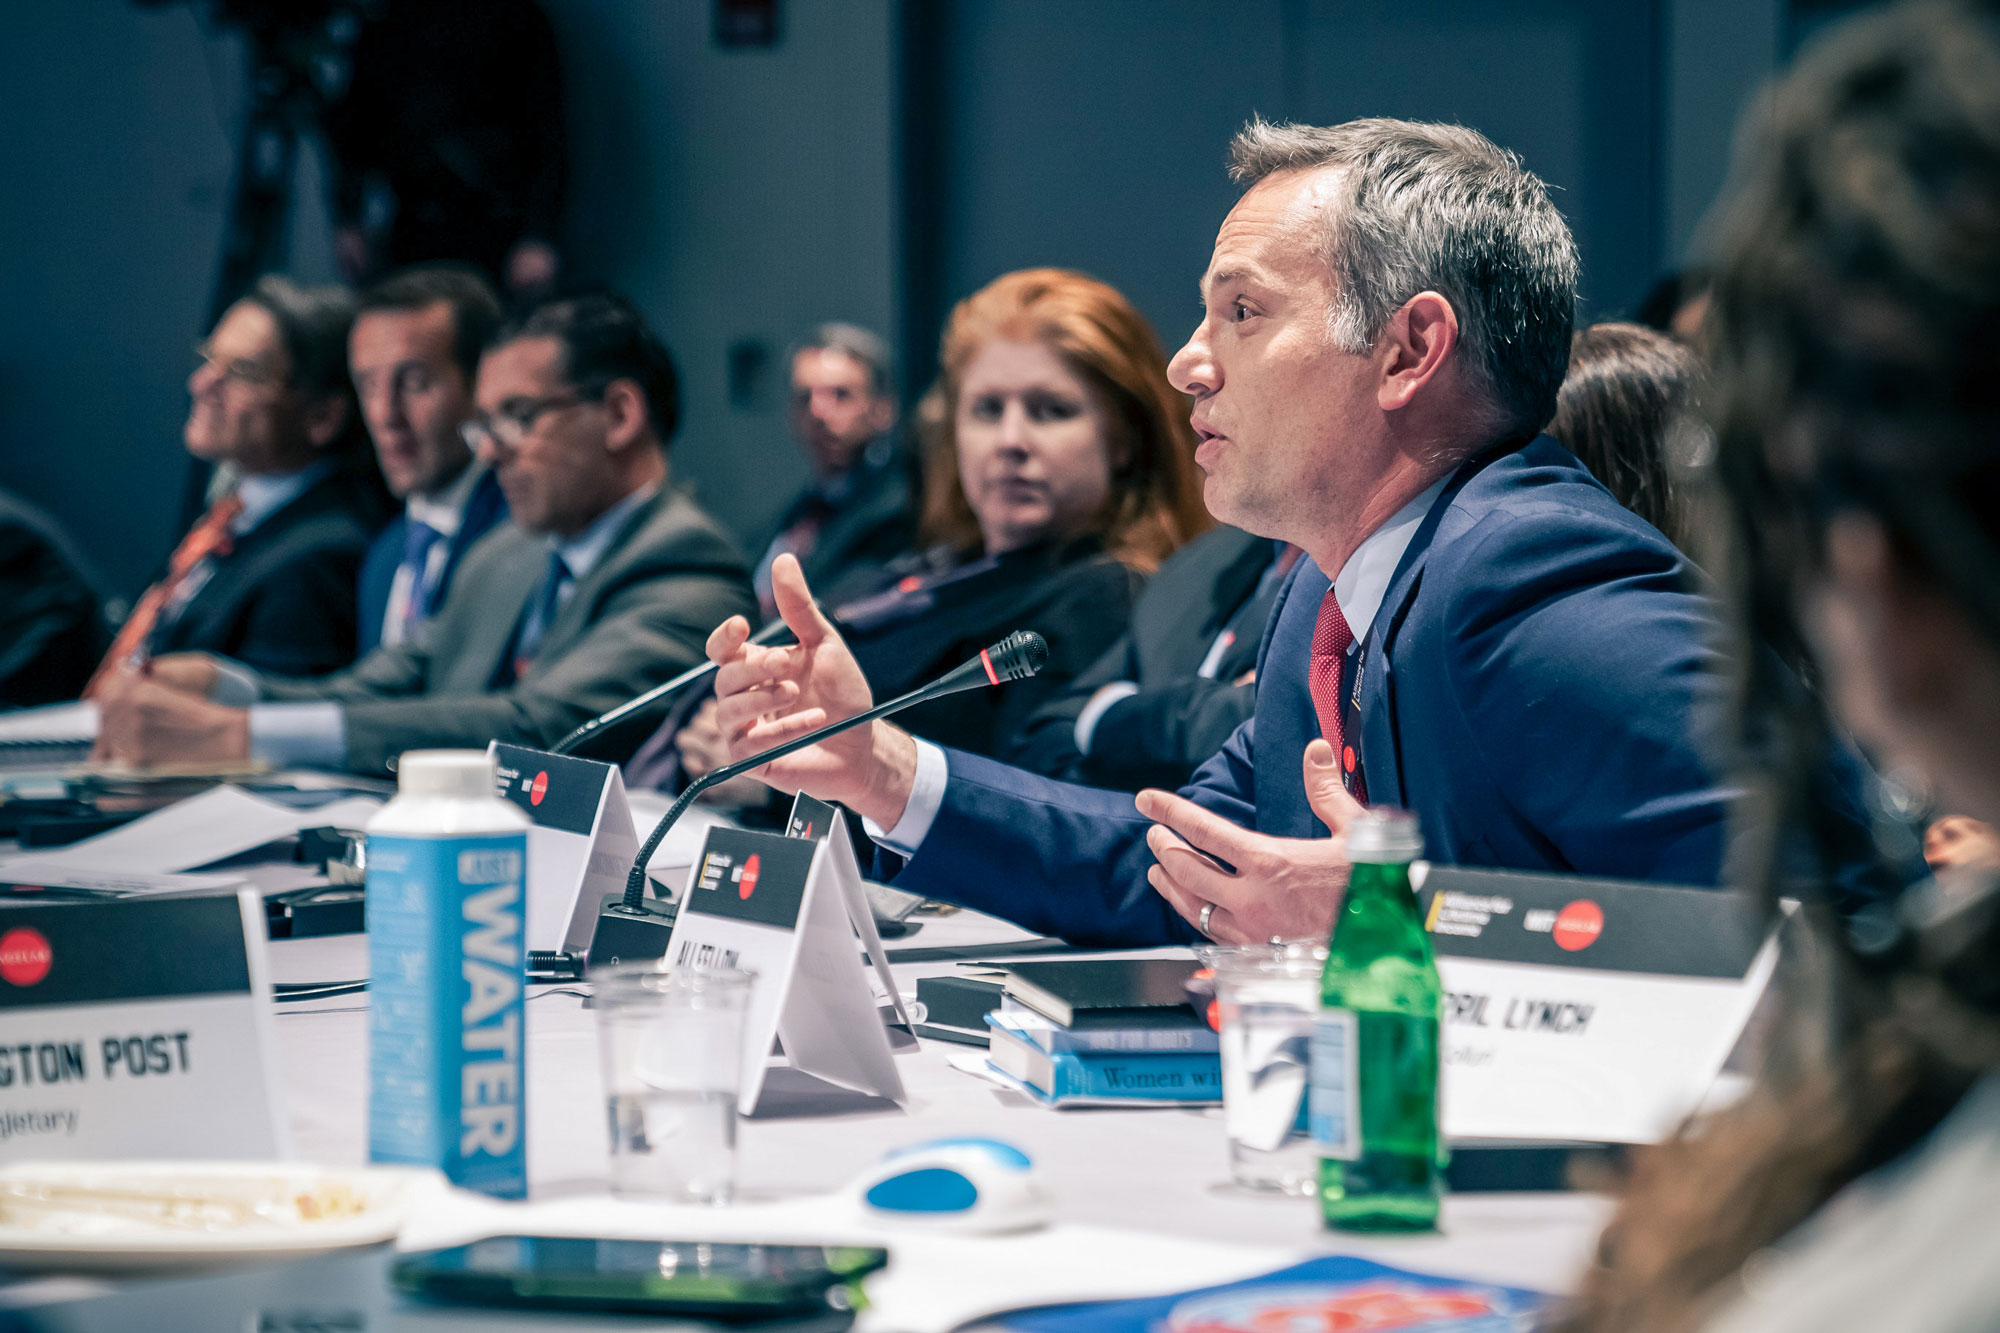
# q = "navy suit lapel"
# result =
<box><xmin>1251</xmin><ymin>554</ymin><xmax>1327</xmax><ymax>837</ymax></box>
<box><xmin>1357</xmin><ymin>450</ymin><xmax>1505</xmax><ymax>809</ymax></box>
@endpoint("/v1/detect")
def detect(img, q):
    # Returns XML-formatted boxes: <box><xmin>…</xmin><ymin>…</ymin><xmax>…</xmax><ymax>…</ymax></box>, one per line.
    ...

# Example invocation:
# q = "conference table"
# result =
<box><xmin>1</xmin><ymin>797</ymin><xmax>1613</xmax><ymax>1331</ymax></box>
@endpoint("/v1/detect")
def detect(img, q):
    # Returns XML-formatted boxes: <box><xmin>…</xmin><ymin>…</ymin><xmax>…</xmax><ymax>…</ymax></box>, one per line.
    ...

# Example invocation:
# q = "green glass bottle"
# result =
<box><xmin>1310</xmin><ymin>807</ymin><xmax>1443</xmax><ymax>1232</ymax></box>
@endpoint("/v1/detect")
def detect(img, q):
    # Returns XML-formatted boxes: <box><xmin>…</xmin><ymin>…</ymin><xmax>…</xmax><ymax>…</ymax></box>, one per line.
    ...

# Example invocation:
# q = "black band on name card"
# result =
<box><xmin>0</xmin><ymin>896</ymin><xmax>253</xmax><ymax>1009</ymax></box>
<box><xmin>681</xmin><ymin>828</ymin><xmax>818</xmax><ymax>930</ymax></box>
<box><xmin>1418</xmin><ymin>866</ymin><xmax>1767</xmax><ymax>979</ymax></box>
<box><xmin>491</xmin><ymin>743</ymin><xmax>611</xmax><ymax>837</ymax></box>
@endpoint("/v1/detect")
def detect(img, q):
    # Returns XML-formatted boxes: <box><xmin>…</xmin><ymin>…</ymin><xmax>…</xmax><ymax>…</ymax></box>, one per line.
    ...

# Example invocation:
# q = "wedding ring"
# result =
<box><xmin>1199</xmin><ymin>902</ymin><xmax>1216</xmax><ymax>936</ymax></box>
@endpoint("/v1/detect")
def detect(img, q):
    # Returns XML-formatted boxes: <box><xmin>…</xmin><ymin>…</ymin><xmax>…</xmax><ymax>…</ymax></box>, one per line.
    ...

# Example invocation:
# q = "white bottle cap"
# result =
<box><xmin>1347</xmin><ymin>807</ymin><xmax>1423</xmax><ymax>864</ymax></box>
<box><xmin>395</xmin><ymin>750</ymin><xmax>499</xmax><ymax>801</ymax></box>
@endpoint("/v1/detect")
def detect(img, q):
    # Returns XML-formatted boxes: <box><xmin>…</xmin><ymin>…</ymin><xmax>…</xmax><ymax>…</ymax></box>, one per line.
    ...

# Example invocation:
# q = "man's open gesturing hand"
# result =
<box><xmin>1137</xmin><ymin>738</ymin><xmax>1365</xmax><ymax>943</ymax></box>
<box><xmin>706</xmin><ymin>553</ymin><xmax>919</xmax><ymax>830</ymax></box>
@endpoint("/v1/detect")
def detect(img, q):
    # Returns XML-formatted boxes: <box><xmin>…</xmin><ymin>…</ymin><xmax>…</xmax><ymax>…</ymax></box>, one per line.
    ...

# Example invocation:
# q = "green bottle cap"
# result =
<box><xmin>1347</xmin><ymin>807</ymin><xmax>1423</xmax><ymax>863</ymax></box>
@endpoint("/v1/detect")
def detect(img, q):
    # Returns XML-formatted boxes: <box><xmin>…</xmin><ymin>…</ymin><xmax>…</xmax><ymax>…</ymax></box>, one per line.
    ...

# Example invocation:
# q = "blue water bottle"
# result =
<box><xmin>365</xmin><ymin>749</ymin><xmax>531</xmax><ymax>1197</ymax></box>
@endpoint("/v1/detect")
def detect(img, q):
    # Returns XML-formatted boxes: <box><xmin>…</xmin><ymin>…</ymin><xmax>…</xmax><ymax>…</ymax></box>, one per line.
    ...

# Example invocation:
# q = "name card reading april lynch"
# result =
<box><xmin>1418</xmin><ymin>866</ymin><xmax>1775</xmax><ymax>1146</ymax></box>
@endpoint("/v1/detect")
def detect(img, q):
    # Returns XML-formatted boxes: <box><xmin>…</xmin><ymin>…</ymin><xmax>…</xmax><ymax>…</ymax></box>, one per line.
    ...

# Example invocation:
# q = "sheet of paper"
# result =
<box><xmin>0</xmin><ymin>861</ymin><xmax>246</xmax><ymax>896</ymax></box>
<box><xmin>0</xmin><ymin>701</ymin><xmax>98</xmax><ymax>744</ymax></box>
<box><xmin>0</xmin><ymin>785</ymin><xmax>383</xmax><ymax>874</ymax></box>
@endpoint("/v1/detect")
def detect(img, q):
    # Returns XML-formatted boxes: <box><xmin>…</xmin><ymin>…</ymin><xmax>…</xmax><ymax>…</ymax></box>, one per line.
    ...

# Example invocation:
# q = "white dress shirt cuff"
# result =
<box><xmin>862</xmin><ymin>738</ymin><xmax>949</xmax><ymax>858</ymax></box>
<box><xmin>208</xmin><ymin>658</ymin><xmax>262</xmax><ymax>709</ymax></box>
<box><xmin>1073</xmin><ymin>680</ymin><xmax>1142</xmax><ymax>756</ymax></box>
<box><xmin>248</xmin><ymin>702</ymin><xmax>348</xmax><ymax>770</ymax></box>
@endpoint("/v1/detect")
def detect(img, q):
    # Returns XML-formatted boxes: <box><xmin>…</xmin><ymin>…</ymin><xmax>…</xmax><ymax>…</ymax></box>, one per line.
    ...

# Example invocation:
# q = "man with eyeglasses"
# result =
<box><xmin>95</xmin><ymin>293</ymin><xmax>756</xmax><ymax>775</ymax></box>
<box><xmin>85</xmin><ymin>277</ymin><xmax>388</xmax><ymax>693</ymax></box>
<box><xmin>349</xmin><ymin>266</ymin><xmax>511</xmax><ymax>654</ymax></box>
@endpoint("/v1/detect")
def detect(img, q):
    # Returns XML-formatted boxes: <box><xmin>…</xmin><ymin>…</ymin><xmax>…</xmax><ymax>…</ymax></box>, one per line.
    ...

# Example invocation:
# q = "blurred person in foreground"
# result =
<box><xmin>94</xmin><ymin>293</ymin><xmax>754</xmax><ymax>775</ymax></box>
<box><xmin>86</xmin><ymin>277</ymin><xmax>387</xmax><ymax>692</ymax></box>
<box><xmin>349</xmin><ymin>265</ymin><xmax>511</xmax><ymax>653</ymax></box>
<box><xmin>650</xmin><ymin>268</ymin><xmax>1209</xmax><ymax>792</ymax></box>
<box><xmin>1548</xmin><ymin>321</ymin><xmax>1701</xmax><ymax>551</ymax></box>
<box><xmin>752</xmin><ymin>323</ymin><xmax>913</xmax><ymax>621</ymax></box>
<box><xmin>699</xmin><ymin>119</ymin><xmax>1781</xmax><ymax>948</ymax></box>
<box><xmin>0</xmin><ymin>489</ymin><xmax>107</xmax><ymax>707</ymax></box>
<box><xmin>1558</xmin><ymin>3</ymin><xmax>2000</xmax><ymax>1328</ymax></box>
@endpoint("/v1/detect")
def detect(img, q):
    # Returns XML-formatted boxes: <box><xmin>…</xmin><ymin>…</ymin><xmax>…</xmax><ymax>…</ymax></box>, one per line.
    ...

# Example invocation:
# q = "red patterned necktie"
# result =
<box><xmin>85</xmin><ymin>492</ymin><xmax>244</xmax><ymax>697</ymax></box>
<box><xmin>1307</xmin><ymin>587</ymin><xmax>1366</xmax><ymax>803</ymax></box>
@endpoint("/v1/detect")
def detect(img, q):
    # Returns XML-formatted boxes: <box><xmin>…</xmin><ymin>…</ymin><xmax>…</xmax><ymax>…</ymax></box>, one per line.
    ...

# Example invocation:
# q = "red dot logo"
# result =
<box><xmin>1342</xmin><ymin>745</ymin><xmax>1356</xmax><ymax>773</ymax></box>
<box><xmin>1552</xmin><ymin>899</ymin><xmax>1604</xmax><ymax>952</ymax></box>
<box><xmin>739</xmin><ymin>853</ymin><xmax>761</xmax><ymax>900</ymax></box>
<box><xmin>529</xmin><ymin>771</ymin><xmax>549</xmax><ymax>806</ymax></box>
<box><xmin>0</xmin><ymin>927</ymin><xmax>53</xmax><ymax>987</ymax></box>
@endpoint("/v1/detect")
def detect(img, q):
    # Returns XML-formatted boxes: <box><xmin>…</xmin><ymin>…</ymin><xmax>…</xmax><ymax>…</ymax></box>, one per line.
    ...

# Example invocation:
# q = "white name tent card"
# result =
<box><xmin>1418</xmin><ymin>865</ymin><xmax>1777</xmax><ymax>1145</ymax></box>
<box><xmin>0</xmin><ymin>891</ymin><xmax>288</xmax><ymax>1161</ymax></box>
<box><xmin>489</xmin><ymin>743</ymin><xmax>641</xmax><ymax>954</ymax></box>
<box><xmin>784</xmin><ymin>795</ymin><xmax>917</xmax><ymax>1033</ymax></box>
<box><xmin>664</xmin><ymin>799</ymin><xmax>910</xmax><ymax>1114</ymax></box>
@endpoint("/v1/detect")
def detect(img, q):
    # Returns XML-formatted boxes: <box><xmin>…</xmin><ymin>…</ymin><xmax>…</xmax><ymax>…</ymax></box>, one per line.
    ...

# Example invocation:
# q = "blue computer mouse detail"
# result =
<box><xmin>864</xmin><ymin>1165</ymin><xmax>981</xmax><ymax>1212</ymax></box>
<box><xmin>852</xmin><ymin>1137</ymin><xmax>1051</xmax><ymax>1232</ymax></box>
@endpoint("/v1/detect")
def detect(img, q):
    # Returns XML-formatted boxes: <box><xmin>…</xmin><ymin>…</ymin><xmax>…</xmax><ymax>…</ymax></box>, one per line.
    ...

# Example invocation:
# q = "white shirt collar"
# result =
<box><xmin>552</xmin><ymin>480</ymin><xmax>660</xmax><ymax>582</ymax></box>
<box><xmin>1330</xmin><ymin>476</ymin><xmax>1450</xmax><ymax>641</ymax></box>
<box><xmin>232</xmin><ymin>461</ymin><xmax>332</xmax><ymax>534</ymax></box>
<box><xmin>405</xmin><ymin>459</ymin><xmax>488</xmax><ymax>539</ymax></box>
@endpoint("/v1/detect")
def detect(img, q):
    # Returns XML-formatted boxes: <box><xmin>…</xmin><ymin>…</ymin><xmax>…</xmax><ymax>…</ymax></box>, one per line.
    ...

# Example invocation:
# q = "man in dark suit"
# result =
<box><xmin>349</xmin><ymin>266</ymin><xmax>511</xmax><ymax>654</ymax></box>
<box><xmin>702</xmin><ymin>118</ymin><xmax>1747</xmax><ymax>948</ymax></box>
<box><xmin>1004</xmin><ymin>525</ymin><xmax>1291</xmax><ymax>791</ymax></box>
<box><xmin>87</xmin><ymin>277</ymin><xmax>388</xmax><ymax>691</ymax></box>
<box><xmin>753</xmin><ymin>324</ymin><xmax>912</xmax><ymax>618</ymax></box>
<box><xmin>0</xmin><ymin>489</ymin><xmax>107</xmax><ymax>707</ymax></box>
<box><xmin>95</xmin><ymin>294</ymin><xmax>754</xmax><ymax>775</ymax></box>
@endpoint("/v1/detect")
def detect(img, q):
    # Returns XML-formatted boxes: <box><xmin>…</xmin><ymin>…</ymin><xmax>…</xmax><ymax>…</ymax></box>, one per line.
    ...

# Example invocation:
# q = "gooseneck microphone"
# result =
<box><xmin>619</xmin><ymin>628</ymin><xmax>1047</xmax><ymax>911</ymax></box>
<box><xmin>548</xmin><ymin>616</ymin><xmax>800</xmax><ymax>756</ymax></box>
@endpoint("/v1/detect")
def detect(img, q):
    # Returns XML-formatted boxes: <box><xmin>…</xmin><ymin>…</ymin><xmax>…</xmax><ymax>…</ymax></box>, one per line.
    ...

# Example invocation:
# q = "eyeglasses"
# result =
<box><xmin>459</xmin><ymin>392</ymin><xmax>590</xmax><ymax>452</ymax></box>
<box><xmin>192</xmin><ymin>340</ymin><xmax>288</xmax><ymax>390</ymax></box>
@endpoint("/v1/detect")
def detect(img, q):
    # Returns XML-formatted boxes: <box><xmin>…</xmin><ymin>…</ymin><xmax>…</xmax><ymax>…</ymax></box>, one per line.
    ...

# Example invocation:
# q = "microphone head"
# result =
<box><xmin>985</xmin><ymin>630</ymin><xmax>1049</xmax><ymax>683</ymax></box>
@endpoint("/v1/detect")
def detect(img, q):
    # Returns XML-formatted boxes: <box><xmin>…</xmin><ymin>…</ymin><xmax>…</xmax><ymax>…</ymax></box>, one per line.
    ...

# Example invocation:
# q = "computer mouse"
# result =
<box><xmin>851</xmin><ymin>1137</ymin><xmax>1052</xmax><ymax>1234</ymax></box>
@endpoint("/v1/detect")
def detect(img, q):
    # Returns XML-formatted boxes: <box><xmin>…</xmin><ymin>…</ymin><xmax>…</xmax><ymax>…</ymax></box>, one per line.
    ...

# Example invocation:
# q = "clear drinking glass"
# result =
<box><xmin>591</xmin><ymin>963</ymin><xmax>756</xmax><ymax>1204</ymax></box>
<box><xmin>1211</xmin><ymin>944</ymin><xmax>1328</xmax><ymax>1196</ymax></box>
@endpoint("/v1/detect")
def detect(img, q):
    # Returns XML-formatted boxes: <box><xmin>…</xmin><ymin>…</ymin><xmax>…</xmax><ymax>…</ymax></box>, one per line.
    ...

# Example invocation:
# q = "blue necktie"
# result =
<box><xmin>509</xmin><ymin>550</ymin><xmax>572</xmax><ymax>683</ymax></box>
<box><xmin>397</xmin><ymin>520</ymin><xmax>444</xmax><ymax>634</ymax></box>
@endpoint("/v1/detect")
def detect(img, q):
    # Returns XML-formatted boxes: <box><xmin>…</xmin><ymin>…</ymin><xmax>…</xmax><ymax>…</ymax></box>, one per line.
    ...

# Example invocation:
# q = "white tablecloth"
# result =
<box><xmin>261</xmin><ymin>919</ymin><xmax>1611</xmax><ymax>1330</ymax></box>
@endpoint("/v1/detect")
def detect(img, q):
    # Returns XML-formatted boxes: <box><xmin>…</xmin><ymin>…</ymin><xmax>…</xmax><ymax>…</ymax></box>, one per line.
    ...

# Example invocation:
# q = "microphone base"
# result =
<box><xmin>586</xmin><ymin>893</ymin><xmax>679</xmax><ymax>970</ymax></box>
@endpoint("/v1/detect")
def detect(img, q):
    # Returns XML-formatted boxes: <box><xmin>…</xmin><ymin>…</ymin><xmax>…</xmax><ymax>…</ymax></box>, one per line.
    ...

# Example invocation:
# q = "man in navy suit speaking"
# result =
<box><xmin>705</xmin><ymin>118</ymin><xmax>1736</xmax><ymax>947</ymax></box>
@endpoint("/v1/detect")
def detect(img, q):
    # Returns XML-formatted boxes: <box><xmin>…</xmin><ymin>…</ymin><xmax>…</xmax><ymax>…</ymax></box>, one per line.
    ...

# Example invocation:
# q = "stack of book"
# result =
<box><xmin>979</xmin><ymin>959</ymin><xmax>1222</xmax><ymax>1107</ymax></box>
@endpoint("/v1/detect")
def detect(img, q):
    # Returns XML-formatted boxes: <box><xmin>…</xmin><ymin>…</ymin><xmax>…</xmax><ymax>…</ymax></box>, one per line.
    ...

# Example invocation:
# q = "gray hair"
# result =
<box><xmin>792</xmin><ymin>322</ymin><xmax>894</xmax><ymax>397</ymax></box>
<box><xmin>1228</xmin><ymin>117</ymin><xmax>1579</xmax><ymax>437</ymax></box>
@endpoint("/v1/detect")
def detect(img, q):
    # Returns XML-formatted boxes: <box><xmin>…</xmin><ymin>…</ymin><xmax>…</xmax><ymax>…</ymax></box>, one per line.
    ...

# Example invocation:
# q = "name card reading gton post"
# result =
<box><xmin>1418</xmin><ymin>866</ymin><xmax>1777</xmax><ymax>1146</ymax></box>
<box><xmin>0</xmin><ymin>892</ymin><xmax>287</xmax><ymax>1161</ymax></box>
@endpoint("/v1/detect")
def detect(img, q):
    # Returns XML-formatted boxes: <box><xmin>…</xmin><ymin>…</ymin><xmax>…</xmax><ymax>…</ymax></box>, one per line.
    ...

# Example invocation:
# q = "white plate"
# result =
<box><xmin>0</xmin><ymin>1160</ymin><xmax>442</xmax><ymax>1272</ymax></box>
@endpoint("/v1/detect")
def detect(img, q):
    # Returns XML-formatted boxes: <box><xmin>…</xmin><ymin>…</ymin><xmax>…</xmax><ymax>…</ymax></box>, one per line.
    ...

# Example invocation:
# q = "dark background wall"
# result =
<box><xmin>0</xmin><ymin>0</ymin><xmax>1853</xmax><ymax>606</ymax></box>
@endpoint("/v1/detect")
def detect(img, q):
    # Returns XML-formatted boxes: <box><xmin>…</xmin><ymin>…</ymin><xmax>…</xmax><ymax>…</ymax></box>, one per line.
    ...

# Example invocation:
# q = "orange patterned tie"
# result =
<box><xmin>85</xmin><ymin>492</ymin><xmax>245</xmax><ymax>697</ymax></box>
